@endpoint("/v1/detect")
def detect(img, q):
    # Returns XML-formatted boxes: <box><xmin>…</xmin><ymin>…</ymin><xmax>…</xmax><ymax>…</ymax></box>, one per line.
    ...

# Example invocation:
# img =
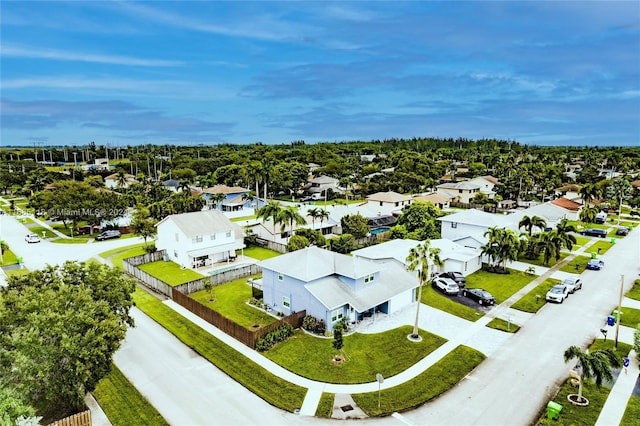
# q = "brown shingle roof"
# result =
<box><xmin>551</xmin><ymin>197</ymin><xmax>582</xmax><ymax>211</ymax></box>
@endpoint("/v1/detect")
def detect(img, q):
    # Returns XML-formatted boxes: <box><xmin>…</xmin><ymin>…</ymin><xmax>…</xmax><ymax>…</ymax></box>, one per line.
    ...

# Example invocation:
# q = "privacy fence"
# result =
<box><xmin>47</xmin><ymin>410</ymin><xmax>91</xmax><ymax>426</ymax></box>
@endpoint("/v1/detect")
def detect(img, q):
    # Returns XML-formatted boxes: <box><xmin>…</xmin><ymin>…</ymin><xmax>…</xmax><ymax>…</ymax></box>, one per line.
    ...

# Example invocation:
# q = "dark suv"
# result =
<box><xmin>580</xmin><ymin>228</ymin><xmax>607</xmax><ymax>238</ymax></box>
<box><xmin>95</xmin><ymin>230</ymin><xmax>121</xmax><ymax>241</ymax></box>
<box><xmin>438</xmin><ymin>271</ymin><xmax>466</xmax><ymax>288</ymax></box>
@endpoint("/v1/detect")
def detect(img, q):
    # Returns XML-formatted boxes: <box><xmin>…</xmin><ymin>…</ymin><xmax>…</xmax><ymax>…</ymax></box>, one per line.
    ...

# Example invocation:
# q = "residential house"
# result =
<box><xmin>524</xmin><ymin>198</ymin><xmax>582</xmax><ymax>222</ymax></box>
<box><xmin>201</xmin><ymin>185</ymin><xmax>257</xmax><ymax>216</ymax></box>
<box><xmin>104</xmin><ymin>173</ymin><xmax>138</xmax><ymax>189</ymax></box>
<box><xmin>249</xmin><ymin>206</ymin><xmax>337</xmax><ymax>246</ymax></box>
<box><xmin>304</xmin><ymin>175</ymin><xmax>341</xmax><ymax>197</ymax></box>
<box><xmin>438</xmin><ymin>209</ymin><xmax>515</xmax><ymax>245</ymax></box>
<box><xmin>156</xmin><ymin>210</ymin><xmax>245</xmax><ymax>269</ymax></box>
<box><xmin>162</xmin><ymin>179</ymin><xmax>182</xmax><ymax>193</ymax></box>
<box><xmin>412</xmin><ymin>193</ymin><xmax>451</xmax><ymax>210</ymax></box>
<box><xmin>436</xmin><ymin>182</ymin><xmax>481</xmax><ymax>204</ymax></box>
<box><xmin>467</xmin><ymin>176</ymin><xmax>499</xmax><ymax>199</ymax></box>
<box><xmin>258</xmin><ymin>246</ymin><xmax>418</xmax><ymax>328</ymax></box>
<box><xmin>365</xmin><ymin>191</ymin><xmax>412</xmax><ymax>211</ymax></box>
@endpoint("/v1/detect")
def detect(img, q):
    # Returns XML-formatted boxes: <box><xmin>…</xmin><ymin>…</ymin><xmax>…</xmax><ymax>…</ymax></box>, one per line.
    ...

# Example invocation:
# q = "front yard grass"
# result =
<box><xmin>465</xmin><ymin>268</ymin><xmax>534</xmax><ymax>304</ymax></box>
<box><xmin>190</xmin><ymin>278</ymin><xmax>277</xmax><ymax>329</ymax></box>
<box><xmin>537</xmin><ymin>378</ymin><xmax>611</xmax><ymax>425</ymax></box>
<box><xmin>423</xmin><ymin>284</ymin><xmax>484</xmax><ymax>322</ymax></box>
<box><xmin>614</xmin><ymin>306</ymin><xmax>640</xmax><ymax>328</ymax></box>
<box><xmin>572</xmin><ymin>236</ymin><xmax>590</xmax><ymax>247</ymax></box>
<box><xmin>485</xmin><ymin>317</ymin><xmax>520</xmax><ymax>333</ymax></box>
<box><xmin>51</xmin><ymin>237</ymin><xmax>88</xmax><ymax>244</ymax></box>
<box><xmin>242</xmin><ymin>245</ymin><xmax>281</xmax><ymax>260</ymax></box>
<box><xmin>315</xmin><ymin>393</ymin><xmax>335</xmax><ymax>418</ymax></box>
<box><xmin>264</xmin><ymin>326</ymin><xmax>446</xmax><ymax>384</ymax></box>
<box><xmin>621</xmin><ymin>395</ymin><xmax>640</xmax><ymax>426</ymax></box>
<box><xmin>559</xmin><ymin>255</ymin><xmax>591</xmax><ymax>274</ymax></box>
<box><xmin>93</xmin><ymin>363</ymin><xmax>169</xmax><ymax>426</ymax></box>
<box><xmin>511</xmin><ymin>278</ymin><xmax>560</xmax><ymax>313</ymax></box>
<box><xmin>626</xmin><ymin>279</ymin><xmax>640</xmax><ymax>301</ymax></box>
<box><xmin>138</xmin><ymin>260</ymin><xmax>204</xmax><ymax>286</ymax></box>
<box><xmin>132</xmin><ymin>287</ymin><xmax>307</xmax><ymax>412</ymax></box>
<box><xmin>1</xmin><ymin>248</ymin><xmax>18</xmax><ymax>266</ymax></box>
<box><xmin>352</xmin><ymin>345</ymin><xmax>485</xmax><ymax>416</ymax></box>
<box><xmin>25</xmin><ymin>225</ymin><xmax>57</xmax><ymax>239</ymax></box>
<box><xmin>517</xmin><ymin>252</ymin><xmax>570</xmax><ymax>268</ymax></box>
<box><xmin>4</xmin><ymin>268</ymin><xmax>30</xmax><ymax>277</ymax></box>
<box><xmin>99</xmin><ymin>243</ymin><xmax>147</xmax><ymax>268</ymax></box>
<box><xmin>584</xmin><ymin>240</ymin><xmax>614</xmax><ymax>256</ymax></box>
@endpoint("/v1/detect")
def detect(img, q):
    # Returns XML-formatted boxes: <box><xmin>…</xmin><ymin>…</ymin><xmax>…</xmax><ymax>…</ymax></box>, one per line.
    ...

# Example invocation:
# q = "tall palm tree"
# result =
<box><xmin>256</xmin><ymin>200</ymin><xmax>282</xmax><ymax>227</ymax></box>
<box><xmin>308</xmin><ymin>207</ymin><xmax>321</xmax><ymax>229</ymax></box>
<box><xmin>563</xmin><ymin>345</ymin><xmax>620</xmax><ymax>404</ymax></box>
<box><xmin>406</xmin><ymin>241</ymin><xmax>443</xmax><ymax>339</ymax></box>
<box><xmin>580</xmin><ymin>183</ymin><xmax>602</xmax><ymax>206</ymax></box>
<box><xmin>607</xmin><ymin>178</ymin><xmax>632</xmax><ymax>224</ymax></box>
<box><xmin>518</xmin><ymin>215</ymin><xmax>547</xmax><ymax>236</ymax></box>
<box><xmin>481</xmin><ymin>227</ymin><xmax>520</xmax><ymax>272</ymax></box>
<box><xmin>276</xmin><ymin>205</ymin><xmax>307</xmax><ymax>241</ymax></box>
<box><xmin>555</xmin><ymin>218</ymin><xmax>577</xmax><ymax>251</ymax></box>
<box><xmin>535</xmin><ymin>230</ymin><xmax>564</xmax><ymax>266</ymax></box>
<box><xmin>579</xmin><ymin>205</ymin><xmax>599</xmax><ymax>224</ymax></box>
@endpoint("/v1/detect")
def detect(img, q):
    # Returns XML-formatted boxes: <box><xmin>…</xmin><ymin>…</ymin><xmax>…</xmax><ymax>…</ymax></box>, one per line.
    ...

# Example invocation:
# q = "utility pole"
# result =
<box><xmin>614</xmin><ymin>274</ymin><xmax>624</xmax><ymax>349</ymax></box>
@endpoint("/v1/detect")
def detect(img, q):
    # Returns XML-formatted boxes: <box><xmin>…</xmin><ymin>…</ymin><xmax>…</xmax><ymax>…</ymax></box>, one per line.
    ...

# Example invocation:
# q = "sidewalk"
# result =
<box><xmin>595</xmin><ymin>350</ymin><xmax>638</xmax><ymax>426</ymax></box>
<box><xmin>0</xmin><ymin>196</ymin><xmax>70</xmax><ymax>240</ymax></box>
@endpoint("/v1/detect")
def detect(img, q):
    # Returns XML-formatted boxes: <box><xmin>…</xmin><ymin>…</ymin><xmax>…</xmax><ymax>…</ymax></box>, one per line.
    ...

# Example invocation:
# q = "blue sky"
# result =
<box><xmin>1</xmin><ymin>1</ymin><xmax>639</xmax><ymax>147</ymax></box>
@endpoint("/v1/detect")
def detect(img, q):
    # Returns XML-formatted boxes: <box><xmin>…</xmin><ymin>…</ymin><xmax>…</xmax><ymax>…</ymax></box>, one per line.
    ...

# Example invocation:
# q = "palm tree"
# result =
<box><xmin>406</xmin><ymin>241</ymin><xmax>443</xmax><ymax>339</ymax></box>
<box><xmin>607</xmin><ymin>178</ymin><xmax>632</xmax><ymax>224</ymax></box>
<box><xmin>580</xmin><ymin>205</ymin><xmax>599</xmax><ymax>224</ymax></box>
<box><xmin>481</xmin><ymin>227</ymin><xmax>520</xmax><ymax>272</ymax></box>
<box><xmin>580</xmin><ymin>183</ymin><xmax>601</xmax><ymax>206</ymax></box>
<box><xmin>308</xmin><ymin>207</ymin><xmax>321</xmax><ymax>230</ymax></box>
<box><xmin>115</xmin><ymin>170</ymin><xmax>128</xmax><ymax>188</ymax></box>
<box><xmin>518</xmin><ymin>215</ymin><xmax>547</xmax><ymax>236</ymax></box>
<box><xmin>555</xmin><ymin>218</ymin><xmax>577</xmax><ymax>251</ymax></box>
<box><xmin>276</xmin><ymin>205</ymin><xmax>307</xmax><ymax>241</ymax></box>
<box><xmin>256</xmin><ymin>200</ymin><xmax>282</xmax><ymax>226</ymax></box>
<box><xmin>535</xmin><ymin>230</ymin><xmax>564</xmax><ymax>266</ymax></box>
<box><xmin>210</xmin><ymin>193</ymin><xmax>226</xmax><ymax>210</ymax></box>
<box><xmin>563</xmin><ymin>345</ymin><xmax>620</xmax><ymax>404</ymax></box>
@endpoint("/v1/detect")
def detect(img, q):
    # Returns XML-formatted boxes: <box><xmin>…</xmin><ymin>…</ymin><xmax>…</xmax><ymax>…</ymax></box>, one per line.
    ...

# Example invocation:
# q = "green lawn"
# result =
<box><xmin>485</xmin><ymin>317</ymin><xmax>520</xmax><ymax>333</ymax></box>
<box><xmin>584</xmin><ymin>240</ymin><xmax>614</xmax><ymax>255</ymax></box>
<box><xmin>93</xmin><ymin>364</ymin><xmax>168</xmax><ymax>426</ymax></box>
<box><xmin>1</xmin><ymin>248</ymin><xmax>18</xmax><ymax>266</ymax></box>
<box><xmin>614</xmin><ymin>306</ymin><xmax>640</xmax><ymax>328</ymax></box>
<box><xmin>264</xmin><ymin>326</ymin><xmax>447</xmax><ymax>384</ymax></box>
<box><xmin>422</xmin><ymin>284</ymin><xmax>484</xmax><ymax>322</ymax></box>
<box><xmin>589</xmin><ymin>338</ymin><xmax>632</xmax><ymax>356</ymax></box>
<box><xmin>517</xmin><ymin>252</ymin><xmax>570</xmax><ymax>268</ymax></box>
<box><xmin>537</xmin><ymin>379</ymin><xmax>611</xmax><ymax>425</ymax></box>
<box><xmin>190</xmin><ymin>278</ymin><xmax>277</xmax><ymax>329</ymax></box>
<box><xmin>352</xmin><ymin>345</ymin><xmax>486</xmax><ymax>416</ymax></box>
<box><xmin>242</xmin><ymin>245</ymin><xmax>281</xmax><ymax>260</ymax></box>
<box><xmin>231</xmin><ymin>215</ymin><xmax>257</xmax><ymax>222</ymax></box>
<box><xmin>315</xmin><ymin>393</ymin><xmax>334</xmax><ymax>418</ymax></box>
<box><xmin>138</xmin><ymin>260</ymin><xmax>204</xmax><ymax>286</ymax></box>
<box><xmin>573</xmin><ymin>236</ymin><xmax>590</xmax><ymax>247</ymax></box>
<box><xmin>511</xmin><ymin>278</ymin><xmax>561</xmax><ymax>313</ymax></box>
<box><xmin>465</xmin><ymin>268</ymin><xmax>535</xmax><ymax>304</ymax></box>
<box><xmin>559</xmin><ymin>255</ymin><xmax>591</xmax><ymax>274</ymax></box>
<box><xmin>25</xmin><ymin>225</ymin><xmax>57</xmax><ymax>239</ymax></box>
<box><xmin>621</xmin><ymin>395</ymin><xmax>640</xmax><ymax>426</ymax></box>
<box><xmin>99</xmin><ymin>243</ymin><xmax>147</xmax><ymax>268</ymax></box>
<box><xmin>132</xmin><ymin>287</ymin><xmax>306</xmax><ymax>412</ymax></box>
<box><xmin>626</xmin><ymin>279</ymin><xmax>640</xmax><ymax>301</ymax></box>
<box><xmin>51</xmin><ymin>238</ymin><xmax>88</xmax><ymax>244</ymax></box>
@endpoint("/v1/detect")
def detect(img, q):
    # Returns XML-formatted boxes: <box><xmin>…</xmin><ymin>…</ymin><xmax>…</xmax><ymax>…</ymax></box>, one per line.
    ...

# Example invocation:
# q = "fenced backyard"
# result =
<box><xmin>47</xmin><ymin>410</ymin><xmax>91</xmax><ymax>426</ymax></box>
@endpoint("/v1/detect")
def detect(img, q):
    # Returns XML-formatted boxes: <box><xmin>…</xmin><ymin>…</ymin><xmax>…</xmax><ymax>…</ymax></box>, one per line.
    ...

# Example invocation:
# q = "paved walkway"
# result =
<box><xmin>595</xmin><ymin>349</ymin><xmax>639</xmax><ymax>426</ymax></box>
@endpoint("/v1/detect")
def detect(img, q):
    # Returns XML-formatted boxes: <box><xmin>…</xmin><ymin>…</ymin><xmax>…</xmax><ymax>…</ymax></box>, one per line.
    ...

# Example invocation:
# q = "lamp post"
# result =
<box><xmin>376</xmin><ymin>373</ymin><xmax>384</xmax><ymax>409</ymax></box>
<box><xmin>614</xmin><ymin>275</ymin><xmax>624</xmax><ymax>349</ymax></box>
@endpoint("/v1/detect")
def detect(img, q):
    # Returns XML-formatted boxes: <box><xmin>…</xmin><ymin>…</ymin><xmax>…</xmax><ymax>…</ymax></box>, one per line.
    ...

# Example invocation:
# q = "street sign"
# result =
<box><xmin>376</xmin><ymin>373</ymin><xmax>384</xmax><ymax>384</ymax></box>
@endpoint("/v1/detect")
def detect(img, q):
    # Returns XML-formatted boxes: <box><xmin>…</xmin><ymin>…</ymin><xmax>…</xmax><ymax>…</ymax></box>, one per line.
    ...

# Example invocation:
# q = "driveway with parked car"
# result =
<box><xmin>580</xmin><ymin>228</ymin><xmax>608</xmax><ymax>238</ymax></box>
<box><xmin>462</xmin><ymin>288</ymin><xmax>496</xmax><ymax>306</ymax></box>
<box><xmin>546</xmin><ymin>284</ymin><xmax>570</xmax><ymax>303</ymax></box>
<box><xmin>432</xmin><ymin>277</ymin><xmax>460</xmax><ymax>295</ymax></box>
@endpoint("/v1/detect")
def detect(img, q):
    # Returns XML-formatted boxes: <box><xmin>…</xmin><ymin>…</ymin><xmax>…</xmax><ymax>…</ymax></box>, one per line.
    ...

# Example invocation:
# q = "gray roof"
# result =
<box><xmin>157</xmin><ymin>210</ymin><xmax>245</xmax><ymax>239</ymax></box>
<box><xmin>258</xmin><ymin>246</ymin><xmax>381</xmax><ymax>282</ymax></box>
<box><xmin>305</xmin><ymin>261</ymin><xmax>417</xmax><ymax>312</ymax></box>
<box><xmin>437</xmin><ymin>182</ymin><xmax>480</xmax><ymax>190</ymax></box>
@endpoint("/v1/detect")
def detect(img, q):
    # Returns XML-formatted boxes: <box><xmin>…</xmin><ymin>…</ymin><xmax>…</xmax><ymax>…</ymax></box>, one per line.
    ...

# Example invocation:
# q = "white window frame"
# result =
<box><xmin>226</xmin><ymin>230</ymin><xmax>232</xmax><ymax>237</ymax></box>
<box><xmin>278</xmin><ymin>273</ymin><xmax>284</xmax><ymax>281</ymax></box>
<box><xmin>210</xmin><ymin>233</ymin><xmax>216</xmax><ymax>241</ymax></box>
<box><xmin>282</xmin><ymin>296</ymin><xmax>290</xmax><ymax>309</ymax></box>
<box><xmin>331</xmin><ymin>308</ymin><xmax>344</xmax><ymax>322</ymax></box>
<box><xmin>192</xmin><ymin>235</ymin><xmax>203</xmax><ymax>243</ymax></box>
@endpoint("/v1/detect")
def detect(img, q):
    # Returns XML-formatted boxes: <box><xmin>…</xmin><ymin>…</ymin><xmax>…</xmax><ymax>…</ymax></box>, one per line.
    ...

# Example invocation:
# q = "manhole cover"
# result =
<box><xmin>340</xmin><ymin>405</ymin><xmax>354</xmax><ymax>412</ymax></box>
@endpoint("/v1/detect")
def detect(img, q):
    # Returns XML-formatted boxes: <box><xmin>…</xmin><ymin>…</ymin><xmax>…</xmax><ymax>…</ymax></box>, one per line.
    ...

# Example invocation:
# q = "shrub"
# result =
<box><xmin>302</xmin><ymin>315</ymin><xmax>326</xmax><ymax>335</ymax></box>
<box><xmin>255</xmin><ymin>324</ymin><xmax>295</xmax><ymax>351</ymax></box>
<box><xmin>144</xmin><ymin>243</ymin><xmax>157</xmax><ymax>253</ymax></box>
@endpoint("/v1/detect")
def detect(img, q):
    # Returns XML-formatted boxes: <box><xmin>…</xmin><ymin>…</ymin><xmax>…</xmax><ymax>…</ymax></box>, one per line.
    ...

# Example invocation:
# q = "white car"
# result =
<box><xmin>546</xmin><ymin>284</ymin><xmax>569</xmax><ymax>303</ymax></box>
<box><xmin>562</xmin><ymin>276</ymin><xmax>583</xmax><ymax>293</ymax></box>
<box><xmin>25</xmin><ymin>233</ymin><xmax>41</xmax><ymax>243</ymax></box>
<box><xmin>432</xmin><ymin>277</ymin><xmax>460</xmax><ymax>295</ymax></box>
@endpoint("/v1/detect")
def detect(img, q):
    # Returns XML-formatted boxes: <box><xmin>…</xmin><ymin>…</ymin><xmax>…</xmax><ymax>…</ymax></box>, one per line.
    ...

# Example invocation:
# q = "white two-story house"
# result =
<box><xmin>156</xmin><ymin>210</ymin><xmax>245</xmax><ymax>269</ymax></box>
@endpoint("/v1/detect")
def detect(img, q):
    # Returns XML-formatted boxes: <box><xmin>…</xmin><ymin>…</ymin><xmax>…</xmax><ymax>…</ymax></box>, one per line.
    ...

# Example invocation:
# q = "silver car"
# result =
<box><xmin>432</xmin><ymin>277</ymin><xmax>460</xmax><ymax>295</ymax></box>
<box><xmin>546</xmin><ymin>284</ymin><xmax>569</xmax><ymax>303</ymax></box>
<box><xmin>562</xmin><ymin>277</ymin><xmax>583</xmax><ymax>293</ymax></box>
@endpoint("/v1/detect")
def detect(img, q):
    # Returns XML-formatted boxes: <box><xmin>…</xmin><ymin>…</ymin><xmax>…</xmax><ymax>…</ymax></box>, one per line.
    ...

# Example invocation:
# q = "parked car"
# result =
<box><xmin>462</xmin><ymin>288</ymin><xmax>495</xmax><ymax>305</ymax></box>
<box><xmin>586</xmin><ymin>259</ymin><xmax>604</xmax><ymax>270</ymax></box>
<box><xmin>562</xmin><ymin>276</ymin><xmax>583</xmax><ymax>293</ymax></box>
<box><xmin>615</xmin><ymin>226</ymin><xmax>630</xmax><ymax>236</ymax></box>
<box><xmin>580</xmin><ymin>228</ymin><xmax>607</xmax><ymax>238</ymax></box>
<box><xmin>25</xmin><ymin>233</ymin><xmax>41</xmax><ymax>243</ymax></box>
<box><xmin>546</xmin><ymin>284</ymin><xmax>569</xmax><ymax>303</ymax></box>
<box><xmin>95</xmin><ymin>230</ymin><xmax>121</xmax><ymax>241</ymax></box>
<box><xmin>595</xmin><ymin>211</ymin><xmax>608</xmax><ymax>224</ymax></box>
<box><xmin>432</xmin><ymin>277</ymin><xmax>460</xmax><ymax>295</ymax></box>
<box><xmin>76</xmin><ymin>225</ymin><xmax>102</xmax><ymax>235</ymax></box>
<box><xmin>438</xmin><ymin>271</ymin><xmax>466</xmax><ymax>287</ymax></box>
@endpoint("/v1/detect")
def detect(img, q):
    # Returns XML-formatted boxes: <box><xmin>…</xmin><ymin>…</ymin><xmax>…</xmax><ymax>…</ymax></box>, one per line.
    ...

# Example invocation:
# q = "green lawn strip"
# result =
<box><xmin>132</xmin><ymin>288</ymin><xmax>306</xmax><ymax>412</ymax></box>
<box><xmin>242</xmin><ymin>245</ymin><xmax>282</xmax><ymax>260</ymax></box>
<box><xmin>589</xmin><ymin>338</ymin><xmax>632</xmax><ymax>355</ymax></box>
<box><xmin>138</xmin><ymin>260</ymin><xmax>204</xmax><ymax>286</ymax></box>
<box><xmin>626</xmin><ymin>279</ymin><xmax>640</xmax><ymax>301</ymax></box>
<box><xmin>517</xmin><ymin>252</ymin><xmax>570</xmax><ymax>268</ymax></box>
<box><xmin>1</xmin><ymin>248</ymin><xmax>18</xmax><ymax>266</ymax></box>
<box><xmin>51</xmin><ymin>238</ymin><xmax>88</xmax><ymax>244</ymax></box>
<box><xmin>614</xmin><ymin>306</ymin><xmax>640</xmax><ymax>328</ymax></box>
<box><xmin>620</xmin><ymin>395</ymin><xmax>640</xmax><ymax>426</ymax></box>
<box><xmin>485</xmin><ymin>317</ymin><xmax>520</xmax><ymax>333</ymax></box>
<box><xmin>231</xmin><ymin>215</ymin><xmax>257</xmax><ymax>222</ymax></box>
<box><xmin>511</xmin><ymin>278</ymin><xmax>560</xmax><ymax>313</ymax></box>
<box><xmin>573</xmin><ymin>236</ymin><xmax>590</xmax><ymax>247</ymax></box>
<box><xmin>264</xmin><ymin>326</ymin><xmax>446</xmax><ymax>384</ymax></box>
<box><xmin>93</xmin><ymin>363</ymin><xmax>169</xmax><ymax>426</ymax></box>
<box><xmin>422</xmin><ymin>284</ymin><xmax>483</xmax><ymax>322</ymax></box>
<box><xmin>559</xmin><ymin>255</ymin><xmax>591</xmax><ymax>273</ymax></box>
<box><xmin>465</xmin><ymin>268</ymin><xmax>534</xmax><ymax>304</ymax></box>
<box><xmin>190</xmin><ymin>278</ymin><xmax>277</xmax><ymax>329</ymax></box>
<box><xmin>571</xmin><ymin>221</ymin><xmax>609</xmax><ymax>231</ymax></box>
<box><xmin>315</xmin><ymin>393</ymin><xmax>334</xmax><ymax>418</ymax></box>
<box><xmin>25</xmin><ymin>225</ymin><xmax>57</xmax><ymax>238</ymax></box>
<box><xmin>536</xmin><ymin>379</ymin><xmax>611</xmax><ymax>425</ymax></box>
<box><xmin>352</xmin><ymin>345</ymin><xmax>486</xmax><ymax>417</ymax></box>
<box><xmin>584</xmin><ymin>240</ymin><xmax>614</xmax><ymax>255</ymax></box>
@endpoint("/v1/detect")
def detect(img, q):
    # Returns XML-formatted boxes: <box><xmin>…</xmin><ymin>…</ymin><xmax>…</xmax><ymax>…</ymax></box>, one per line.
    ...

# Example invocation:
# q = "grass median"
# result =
<box><xmin>131</xmin><ymin>287</ymin><xmax>307</xmax><ymax>412</ymax></box>
<box><xmin>511</xmin><ymin>278</ymin><xmax>560</xmax><ymax>313</ymax></box>
<box><xmin>422</xmin><ymin>284</ymin><xmax>483</xmax><ymax>321</ymax></box>
<box><xmin>626</xmin><ymin>279</ymin><xmax>640</xmax><ymax>301</ymax></box>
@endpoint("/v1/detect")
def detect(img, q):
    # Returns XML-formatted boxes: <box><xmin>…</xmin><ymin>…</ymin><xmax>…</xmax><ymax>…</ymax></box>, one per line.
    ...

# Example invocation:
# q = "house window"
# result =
<box><xmin>459</xmin><ymin>189</ymin><xmax>463</xmax><ymax>193</ymax></box>
<box><xmin>192</xmin><ymin>235</ymin><xmax>203</xmax><ymax>243</ymax></box>
<box><xmin>226</xmin><ymin>230</ymin><xmax>232</xmax><ymax>237</ymax></box>
<box><xmin>278</xmin><ymin>273</ymin><xmax>284</xmax><ymax>281</ymax></box>
<box><xmin>175</xmin><ymin>233</ymin><xmax>179</xmax><ymax>242</ymax></box>
<box><xmin>464</xmin><ymin>262</ymin><xmax>468</xmax><ymax>271</ymax></box>
<box><xmin>451</xmin><ymin>222</ymin><xmax>457</xmax><ymax>229</ymax></box>
<box><xmin>331</xmin><ymin>309</ymin><xmax>343</xmax><ymax>322</ymax></box>
<box><xmin>210</xmin><ymin>234</ymin><xmax>216</xmax><ymax>241</ymax></box>
<box><xmin>282</xmin><ymin>296</ymin><xmax>290</xmax><ymax>309</ymax></box>
<box><xmin>364</xmin><ymin>274</ymin><xmax>375</xmax><ymax>284</ymax></box>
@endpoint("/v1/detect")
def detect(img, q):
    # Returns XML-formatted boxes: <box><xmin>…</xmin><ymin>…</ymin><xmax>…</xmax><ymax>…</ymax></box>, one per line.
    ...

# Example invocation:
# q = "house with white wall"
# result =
<box><xmin>365</xmin><ymin>191</ymin><xmax>412</xmax><ymax>211</ymax></box>
<box><xmin>104</xmin><ymin>173</ymin><xmax>137</xmax><ymax>189</ymax></box>
<box><xmin>304</xmin><ymin>175</ymin><xmax>341</xmax><ymax>197</ymax></box>
<box><xmin>258</xmin><ymin>246</ymin><xmax>418</xmax><ymax>328</ymax></box>
<box><xmin>436</xmin><ymin>182</ymin><xmax>481</xmax><ymax>203</ymax></box>
<box><xmin>156</xmin><ymin>210</ymin><xmax>245</xmax><ymax>269</ymax></box>
<box><xmin>467</xmin><ymin>176</ymin><xmax>499</xmax><ymax>199</ymax></box>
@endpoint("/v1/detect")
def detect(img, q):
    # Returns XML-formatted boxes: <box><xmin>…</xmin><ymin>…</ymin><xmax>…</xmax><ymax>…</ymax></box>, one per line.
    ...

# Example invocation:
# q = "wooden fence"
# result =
<box><xmin>172</xmin><ymin>287</ymin><xmax>305</xmax><ymax>348</ymax></box>
<box><xmin>173</xmin><ymin>264</ymin><xmax>262</xmax><ymax>295</ymax></box>
<box><xmin>123</xmin><ymin>250</ymin><xmax>165</xmax><ymax>266</ymax></box>
<box><xmin>48</xmin><ymin>410</ymin><xmax>91</xmax><ymax>426</ymax></box>
<box><xmin>122</xmin><ymin>253</ymin><xmax>173</xmax><ymax>297</ymax></box>
<box><xmin>255</xmin><ymin>237</ymin><xmax>287</xmax><ymax>253</ymax></box>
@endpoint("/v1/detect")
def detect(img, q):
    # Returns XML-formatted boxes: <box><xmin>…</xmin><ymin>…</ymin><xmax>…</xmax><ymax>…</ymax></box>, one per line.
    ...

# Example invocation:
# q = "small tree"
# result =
<box><xmin>332</xmin><ymin>319</ymin><xmax>347</xmax><ymax>352</ymax></box>
<box><xmin>287</xmin><ymin>234</ymin><xmax>309</xmax><ymax>252</ymax></box>
<box><xmin>202</xmin><ymin>278</ymin><xmax>215</xmax><ymax>302</ymax></box>
<box><xmin>130</xmin><ymin>205</ymin><xmax>158</xmax><ymax>249</ymax></box>
<box><xmin>563</xmin><ymin>345</ymin><xmax>621</xmax><ymax>404</ymax></box>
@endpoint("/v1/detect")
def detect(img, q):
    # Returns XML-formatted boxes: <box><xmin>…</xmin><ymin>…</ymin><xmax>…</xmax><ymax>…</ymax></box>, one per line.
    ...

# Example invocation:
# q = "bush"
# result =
<box><xmin>255</xmin><ymin>324</ymin><xmax>295</xmax><ymax>352</ymax></box>
<box><xmin>144</xmin><ymin>243</ymin><xmax>157</xmax><ymax>253</ymax></box>
<box><xmin>302</xmin><ymin>315</ymin><xmax>326</xmax><ymax>335</ymax></box>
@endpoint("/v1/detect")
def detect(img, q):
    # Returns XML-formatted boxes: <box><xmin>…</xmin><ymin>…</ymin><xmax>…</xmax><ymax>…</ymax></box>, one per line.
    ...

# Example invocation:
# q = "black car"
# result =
<box><xmin>95</xmin><ymin>230</ymin><xmax>121</xmax><ymax>241</ymax></box>
<box><xmin>462</xmin><ymin>288</ymin><xmax>496</xmax><ymax>305</ymax></box>
<box><xmin>438</xmin><ymin>271</ymin><xmax>466</xmax><ymax>288</ymax></box>
<box><xmin>580</xmin><ymin>228</ymin><xmax>607</xmax><ymax>238</ymax></box>
<box><xmin>616</xmin><ymin>226</ymin><xmax>630</xmax><ymax>236</ymax></box>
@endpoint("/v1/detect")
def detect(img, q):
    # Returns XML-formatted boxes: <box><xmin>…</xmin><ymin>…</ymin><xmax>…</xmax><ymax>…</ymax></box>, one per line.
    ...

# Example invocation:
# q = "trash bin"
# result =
<box><xmin>613</xmin><ymin>310</ymin><xmax>623</xmax><ymax>323</ymax></box>
<box><xmin>607</xmin><ymin>315</ymin><xmax>615</xmax><ymax>326</ymax></box>
<box><xmin>547</xmin><ymin>401</ymin><xmax>562</xmax><ymax>420</ymax></box>
<box><xmin>591</xmin><ymin>252</ymin><xmax>597</xmax><ymax>259</ymax></box>
<box><xmin>16</xmin><ymin>257</ymin><xmax>23</xmax><ymax>264</ymax></box>
<box><xmin>610</xmin><ymin>238</ymin><xmax>616</xmax><ymax>244</ymax></box>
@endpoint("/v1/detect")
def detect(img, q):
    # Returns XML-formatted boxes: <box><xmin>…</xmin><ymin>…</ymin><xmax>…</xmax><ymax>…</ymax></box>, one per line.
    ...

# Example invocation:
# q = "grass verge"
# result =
<box><xmin>584</xmin><ymin>240</ymin><xmax>614</xmax><ymax>256</ymax></box>
<box><xmin>485</xmin><ymin>317</ymin><xmax>520</xmax><ymax>333</ymax></box>
<box><xmin>264</xmin><ymin>326</ymin><xmax>446</xmax><ymax>384</ymax></box>
<box><xmin>517</xmin><ymin>252</ymin><xmax>570</xmax><ymax>268</ymax></box>
<box><xmin>352</xmin><ymin>345</ymin><xmax>485</xmax><ymax>416</ymax></box>
<box><xmin>1</xmin><ymin>248</ymin><xmax>18</xmax><ymax>266</ymax></box>
<box><xmin>465</xmin><ymin>268</ymin><xmax>534</xmax><ymax>304</ymax></box>
<box><xmin>559</xmin><ymin>255</ymin><xmax>591</xmax><ymax>273</ymax></box>
<box><xmin>613</xmin><ymin>306</ymin><xmax>640</xmax><ymax>328</ymax></box>
<box><xmin>51</xmin><ymin>238</ymin><xmax>88</xmax><ymax>244</ymax></box>
<box><xmin>511</xmin><ymin>278</ymin><xmax>560</xmax><ymax>313</ymax></box>
<box><xmin>132</xmin><ymin>287</ymin><xmax>306</xmax><ymax>412</ymax></box>
<box><xmin>138</xmin><ymin>260</ymin><xmax>204</xmax><ymax>286</ymax></box>
<box><xmin>93</xmin><ymin>363</ymin><xmax>169</xmax><ymax>426</ymax></box>
<box><xmin>626</xmin><ymin>279</ymin><xmax>640</xmax><ymax>301</ymax></box>
<box><xmin>315</xmin><ymin>393</ymin><xmax>334</xmax><ymax>418</ymax></box>
<box><xmin>536</xmin><ymin>379</ymin><xmax>611</xmax><ymax>425</ymax></box>
<box><xmin>621</xmin><ymin>395</ymin><xmax>640</xmax><ymax>426</ymax></box>
<box><xmin>99</xmin><ymin>243</ymin><xmax>147</xmax><ymax>269</ymax></box>
<box><xmin>422</xmin><ymin>284</ymin><xmax>484</xmax><ymax>322</ymax></box>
